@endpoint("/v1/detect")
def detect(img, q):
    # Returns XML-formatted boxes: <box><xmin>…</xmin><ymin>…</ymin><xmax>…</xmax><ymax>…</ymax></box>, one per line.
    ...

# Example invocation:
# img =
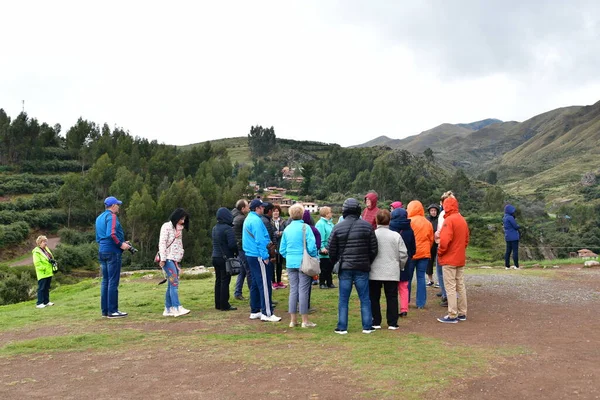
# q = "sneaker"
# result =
<box><xmin>437</xmin><ymin>315</ymin><xmax>458</xmax><ymax>324</ymax></box>
<box><xmin>399</xmin><ymin>312</ymin><xmax>407</xmax><ymax>318</ymax></box>
<box><xmin>221</xmin><ymin>306</ymin><xmax>237</xmax><ymax>311</ymax></box>
<box><xmin>434</xmin><ymin>283</ymin><xmax>440</xmax><ymax>288</ymax></box>
<box><xmin>512</xmin><ymin>266</ymin><xmax>520</xmax><ymax>270</ymax></box>
<box><xmin>277</xmin><ymin>282</ymin><xmax>287</xmax><ymax>289</ymax></box>
<box><xmin>440</xmin><ymin>297</ymin><xmax>448</xmax><ymax>307</ymax></box>
<box><xmin>311</xmin><ymin>280</ymin><xmax>318</xmax><ymax>286</ymax></box>
<box><xmin>272</xmin><ymin>283</ymin><xmax>279</xmax><ymax>289</ymax></box>
<box><xmin>176</xmin><ymin>306</ymin><xmax>190</xmax><ymax>316</ymax></box>
<box><xmin>334</xmin><ymin>329</ymin><xmax>348</xmax><ymax>335</ymax></box>
<box><xmin>505</xmin><ymin>267</ymin><xmax>510</xmax><ymax>270</ymax></box>
<box><xmin>289</xmin><ymin>321</ymin><xmax>299</xmax><ymax>328</ymax></box>
<box><xmin>327</xmin><ymin>284</ymin><xmax>337</xmax><ymax>289</ymax></box>
<box><xmin>45</xmin><ymin>302</ymin><xmax>55</xmax><ymax>306</ymax></box>
<box><xmin>107</xmin><ymin>311</ymin><xmax>128</xmax><ymax>319</ymax></box>
<box><xmin>249</xmin><ymin>312</ymin><xmax>262</xmax><ymax>320</ymax></box>
<box><xmin>301</xmin><ymin>322</ymin><xmax>317</xmax><ymax>328</ymax></box>
<box><xmin>362</xmin><ymin>328</ymin><xmax>376</xmax><ymax>334</ymax></box>
<box><xmin>36</xmin><ymin>304</ymin><xmax>46</xmax><ymax>309</ymax></box>
<box><xmin>234</xmin><ymin>294</ymin><xmax>246</xmax><ymax>301</ymax></box>
<box><xmin>436</xmin><ymin>292</ymin><xmax>443</xmax><ymax>297</ymax></box>
<box><xmin>261</xmin><ymin>314</ymin><xmax>282</xmax><ymax>322</ymax></box>
<box><xmin>319</xmin><ymin>284</ymin><xmax>328</xmax><ymax>289</ymax></box>
<box><xmin>426</xmin><ymin>281</ymin><xmax>434</xmax><ymax>287</ymax></box>
<box><xmin>457</xmin><ymin>315</ymin><xmax>467</xmax><ymax>321</ymax></box>
<box><xmin>372</xmin><ymin>325</ymin><xmax>382</xmax><ymax>330</ymax></box>
<box><xmin>163</xmin><ymin>307</ymin><xmax>174</xmax><ymax>317</ymax></box>
<box><xmin>388</xmin><ymin>325</ymin><xmax>400</xmax><ymax>330</ymax></box>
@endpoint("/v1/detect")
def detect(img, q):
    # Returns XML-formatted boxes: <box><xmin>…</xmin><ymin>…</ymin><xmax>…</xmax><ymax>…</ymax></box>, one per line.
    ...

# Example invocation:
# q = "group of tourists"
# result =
<box><xmin>30</xmin><ymin>189</ymin><xmax>521</xmax><ymax>332</ymax></box>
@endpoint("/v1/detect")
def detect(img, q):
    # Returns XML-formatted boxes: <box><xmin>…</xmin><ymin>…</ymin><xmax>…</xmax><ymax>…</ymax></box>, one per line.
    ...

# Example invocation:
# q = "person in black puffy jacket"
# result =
<box><xmin>328</xmin><ymin>198</ymin><xmax>378</xmax><ymax>334</ymax></box>
<box><xmin>212</xmin><ymin>207</ymin><xmax>238</xmax><ymax>311</ymax></box>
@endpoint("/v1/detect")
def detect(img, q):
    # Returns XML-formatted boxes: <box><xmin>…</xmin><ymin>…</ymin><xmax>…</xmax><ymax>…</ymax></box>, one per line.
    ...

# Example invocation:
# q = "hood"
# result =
<box><xmin>364</xmin><ymin>192</ymin><xmax>378</xmax><ymax>210</ymax></box>
<box><xmin>391</xmin><ymin>208</ymin><xmax>412</xmax><ymax>229</ymax></box>
<box><xmin>342</xmin><ymin>198</ymin><xmax>361</xmax><ymax>217</ymax></box>
<box><xmin>442</xmin><ymin>198</ymin><xmax>459</xmax><ymax>216</ymax></box>
<box><xmin>407</xmin><ymin>200</ymin><xmax>425</xmax><ymax>218</ymax></box>
<box><xmin>216</xmin><ymin>207</ymin><xmax>233</xmax><ymax>225</ymax></box>
<box><xmin>302</xmin><ymin>210</ymin><xmax>315</xmax><ymax>226</ymax></box>
<box><xmin>390</xmin><ymin>201</ymin><xmax>403</xmax><ymax>210</ymax></box>
<box><xmin>427</xmin><ymin>203</ymin><xmax>440</xmax><ymax>213</ymax></box>
<box><xmin>504</xmin><ymin>204</ymin><xmax>516</xmax><ymax>215</ymax></box>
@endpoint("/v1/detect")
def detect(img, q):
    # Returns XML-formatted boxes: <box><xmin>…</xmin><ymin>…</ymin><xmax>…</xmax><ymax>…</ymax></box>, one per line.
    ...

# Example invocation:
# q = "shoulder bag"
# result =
<box><xmin>217</xmin><ymin>226</ymin><xmax>241</xmax><ymax>276</ymax></box>
<box><xmin>300</xmin><ymin>224</ymin><xmax>321</xmax><ymax>277</ymax></box>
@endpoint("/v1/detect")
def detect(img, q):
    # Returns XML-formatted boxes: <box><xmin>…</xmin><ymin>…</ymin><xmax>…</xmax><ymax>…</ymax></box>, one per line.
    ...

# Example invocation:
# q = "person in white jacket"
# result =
<box><xmin>369</xmin><ymin>209</ymin><xmax>408</xmax><ymax>330</ymax></box>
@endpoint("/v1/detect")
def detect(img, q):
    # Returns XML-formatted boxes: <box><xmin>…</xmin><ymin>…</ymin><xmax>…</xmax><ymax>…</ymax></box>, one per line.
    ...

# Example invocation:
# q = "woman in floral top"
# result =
<box><xmin>158</xmin><ymin>208</ymin><xmax>190</xmax><ymax>317</ymax></box>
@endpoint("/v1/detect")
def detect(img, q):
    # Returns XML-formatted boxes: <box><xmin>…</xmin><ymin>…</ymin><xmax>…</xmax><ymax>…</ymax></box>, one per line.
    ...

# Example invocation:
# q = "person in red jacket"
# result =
<box><xmin>436</xmin><ymin>197</ymin><xmax>469</xmax><ymax>323</ymax></box>
<box><xmin>362</xmin><ymin>191</ymin><xmax>380</xmax><ymax>230</ymax></box>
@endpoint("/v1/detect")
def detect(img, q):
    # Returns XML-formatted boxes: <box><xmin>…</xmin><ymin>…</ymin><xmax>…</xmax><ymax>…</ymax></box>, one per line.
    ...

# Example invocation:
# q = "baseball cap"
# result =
<box><xmin>249</xmin><ymin>199</ymin><xmax>265</xmax><ymax>210</ymax></box>
<box><xmin>104</xmin><ymin>196</ymin><xmax>123</xmax><ymax>207</ymax></box>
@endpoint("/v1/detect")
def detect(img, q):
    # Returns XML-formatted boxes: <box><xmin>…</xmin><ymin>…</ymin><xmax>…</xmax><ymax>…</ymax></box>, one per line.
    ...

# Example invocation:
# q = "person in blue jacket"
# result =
<box><xmin>242</xmin><ymin>199</ymin><xmax>282</xmax><ymax>322</ymax></box>
<box><xmin>503</xmin><ymin>204</ymin><xmax>521</xmax><ymax>270</ymax></box>
<box><xmin>95</xmin><ymin>196</ymin><xmax>131</xmax><ymax>319</ymax></box>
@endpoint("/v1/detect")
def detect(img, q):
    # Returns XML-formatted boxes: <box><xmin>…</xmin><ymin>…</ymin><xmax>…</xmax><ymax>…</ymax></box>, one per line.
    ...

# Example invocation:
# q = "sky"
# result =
<box><xmin>1</xmin><ymin>0</ymin><xmax>599</xmax><ymax>147</ymax></box>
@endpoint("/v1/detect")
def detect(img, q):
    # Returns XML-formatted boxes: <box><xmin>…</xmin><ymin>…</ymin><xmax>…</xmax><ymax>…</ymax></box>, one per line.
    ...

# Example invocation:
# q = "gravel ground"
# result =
<box><xmin>466</xmin><ymin>270</ymin><xmax>600</xmax><ymax>304</ymax></box>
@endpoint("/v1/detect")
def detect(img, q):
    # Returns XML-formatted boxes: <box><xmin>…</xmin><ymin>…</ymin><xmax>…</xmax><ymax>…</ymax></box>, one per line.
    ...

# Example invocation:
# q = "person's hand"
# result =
<box><xmin>120</xmin><ymin>242</ymin><xmax>131</xmax><ymax>250</ymax></box>
<box><xmin>262</xmin><ymin>258</ymin><xmax>270</xmax><ymax>265</ymax></box>
<box><xmin>159</xmin><ymin>261</ymin><xmax>165</xmax><ymax>268</ymax></box>
<box><xmin>320</xmin><ymin>248</ymin><xmax>328</xmax><ymax>255</ymax></box>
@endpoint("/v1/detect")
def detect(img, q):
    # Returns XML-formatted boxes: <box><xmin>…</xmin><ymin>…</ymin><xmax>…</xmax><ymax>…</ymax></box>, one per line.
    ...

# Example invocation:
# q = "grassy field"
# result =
<box><xmin>0</xmin><ymin>271</ymin><xmax>536</xmax><ymax>398</ymax></box>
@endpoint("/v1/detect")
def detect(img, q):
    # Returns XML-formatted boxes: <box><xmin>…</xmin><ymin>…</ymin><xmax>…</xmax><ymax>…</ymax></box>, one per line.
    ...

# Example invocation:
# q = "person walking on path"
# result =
<box><xmin>389</xmin><ymin>207</ymin><xmax>416</xmax><ymax>318</ymax></box>
<box><xmin>369</xmin><ymin>210</ymin><xmax>408</xmax><ymax>330</ymax></box>
<box><xmin>437</xmin><ymin>197</ymin><xmax>469</xmax><ymax>323</ymax></box>
<box><xmin>95</xmin><ymin>196</ymin><xmax>131</xmax><ymax>319</ymax></box>
<box><xmin>329</xmin><ymin>198</ymin><xmax>378</xmax><ymax>334</ymax></box>
<box><xmin>32</xmin><ymin>235</ymin><xmax>57</xmax><ymax>308</ymax></box>
<box><xmin>406</xmin><ymin>200</ymin><xmax>434</xmax><ymax>309</ymax></box>
<box><xmin>158</xmin><ymin>208</ymin><xmax>191</xmax><ymax>317</ymax></box>
<box><xmin>503</xmin><ymin>204</ymin><xmax>521</xmax><ymax>270</ymax></box>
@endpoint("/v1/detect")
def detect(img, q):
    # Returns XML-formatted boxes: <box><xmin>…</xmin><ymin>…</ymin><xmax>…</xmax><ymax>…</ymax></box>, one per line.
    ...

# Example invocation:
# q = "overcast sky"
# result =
<box><xmin>1</xmin><ymin>1</ymin><xmax>599</xmax><ymax>147</ymax></box>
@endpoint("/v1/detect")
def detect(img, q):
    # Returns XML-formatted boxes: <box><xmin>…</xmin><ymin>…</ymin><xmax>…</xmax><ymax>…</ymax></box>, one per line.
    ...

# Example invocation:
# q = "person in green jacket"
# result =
<box><xmin>32</xmin><ymin>235</ymin><xmax>58</xmax><ymax>308</ymax></box>
<box><xmin>315</xmin><ymin>206</ymin><xmax>336</xmax><ymax>289</ymax></box>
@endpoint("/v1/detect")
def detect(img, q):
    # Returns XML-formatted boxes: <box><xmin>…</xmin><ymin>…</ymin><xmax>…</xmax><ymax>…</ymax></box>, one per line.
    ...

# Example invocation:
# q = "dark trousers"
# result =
<box><xmin>369</xmin><ymin>280</ymin><xmax>399</xmax><ymax>327</ymax></box>
<box><xmin>505</xmin><ymin>240</ymin><xmax>519</xmax><ymax>268</ymax></box>
<box><xmin>212</xmin><ymin>257</ymin><xmax>232</xmax><ymax>310</ymax></box>
<box><xmin>37</xmin><ymin>277</ymin><xmax>52</xmax><ymax>305</ymax></box>
<box><xmin>272</xmin><ymin>254</ymin><xmax>283</xmax><ymax>283</ymax></box>
<box><xmin>319</xmin><ymin>258</ymin><xmax>333</xmax><ymax>286</ymax></box>
<box><xmin>427</xmin><ymin>244</ymin><xmax>438</xmax><ymax>276</ymax></box>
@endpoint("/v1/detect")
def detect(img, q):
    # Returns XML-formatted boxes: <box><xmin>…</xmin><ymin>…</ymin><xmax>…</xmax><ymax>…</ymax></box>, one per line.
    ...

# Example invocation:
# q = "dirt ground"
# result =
<box><xmin>1</xmin><ymin>266</ymin><xmax>599</xmax><ymax>399</ymax></box>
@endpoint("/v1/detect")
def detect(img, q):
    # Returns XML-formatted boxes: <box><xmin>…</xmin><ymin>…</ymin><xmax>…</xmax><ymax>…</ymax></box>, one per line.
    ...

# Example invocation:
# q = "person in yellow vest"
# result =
<box><xmin>32</xmin><ymin>235</ymin><xmax>58</xmax><ymax>308</ymax></box>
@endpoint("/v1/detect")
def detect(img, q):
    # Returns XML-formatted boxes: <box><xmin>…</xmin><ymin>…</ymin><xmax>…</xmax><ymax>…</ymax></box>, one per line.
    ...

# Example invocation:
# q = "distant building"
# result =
<box><xmin>267</xmin><ymin>194</ymin><xmax>283</xmax><ymax>204</ymax></box>
<box><xmin>303</xmin><ymin>202</ymin><xmax>319</xmax><ymax>213</ymax></box>
<box><xmin>577</xmin><ymin>249</ymin><xmax>598</xmax><ymax>259</ymax></box>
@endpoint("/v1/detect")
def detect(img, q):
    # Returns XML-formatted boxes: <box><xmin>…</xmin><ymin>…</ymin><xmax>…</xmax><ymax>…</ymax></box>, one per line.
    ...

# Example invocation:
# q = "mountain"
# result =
<box><xmin>349</xmin><ymin>135</ymin><xmax>395</xmax><ymax>148</ymax></box>
<box><xmin>456</xmin><ymin>118</ymin><xmax>503</xmax><ymax>131</ymax></box>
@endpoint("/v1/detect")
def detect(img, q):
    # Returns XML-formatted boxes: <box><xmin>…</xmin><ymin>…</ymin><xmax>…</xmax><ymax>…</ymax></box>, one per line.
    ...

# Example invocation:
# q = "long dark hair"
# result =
<box><xmin>169</xmin><ymin>208</ymin><xmax>190</xmax><ymax>231</ymax></box>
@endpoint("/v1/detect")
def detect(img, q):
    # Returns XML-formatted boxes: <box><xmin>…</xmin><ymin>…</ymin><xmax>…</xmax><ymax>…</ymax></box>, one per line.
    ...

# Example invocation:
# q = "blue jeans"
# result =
<box><xmin>436</xmin><ymin>258</ymin><xmax>447</xmax><ymax>298</ymax></box>
<box><xmin>163</xmin><ymin>260</ymin><xmax>181</xmax><ymax>309</ymax></box>
<box><xmin>37</xmin><ymin>277</ymin><xmax>52</xmax><ymax>305</ymax></box>
<box><xmin>408</xmin><ymin>258</ymin><xmax>429</xmax><ymax>308</ymax></box>
<box><xmin>99</xmin><ymin>251</ymin><xmax>122</xmax><ymax>315</ymax></box>
<box><xmin>505</xmin><ymin>240</ymin><xmax>519</xmax><ymax>268</ymax></box>
<box><xmin>337</xmin><ymin>269</ymin><xmax>372</xmax><ymax>331</ymax></box>
<box><xmin>247</xmin><ymin>256</ymin><xmax>274</xmax><ymax>316</ymax></box>
<box><xmin>234</xmin><ymin>250</ymin><xmax>251</xmax><ymax>297</ymax></box>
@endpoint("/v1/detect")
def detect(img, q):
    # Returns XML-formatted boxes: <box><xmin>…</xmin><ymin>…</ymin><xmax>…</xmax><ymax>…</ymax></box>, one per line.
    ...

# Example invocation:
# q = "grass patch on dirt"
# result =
<box><xmin>0</xmin><ymin>272</ymin><xmax>528</xmax><ymax>398</ymax></box>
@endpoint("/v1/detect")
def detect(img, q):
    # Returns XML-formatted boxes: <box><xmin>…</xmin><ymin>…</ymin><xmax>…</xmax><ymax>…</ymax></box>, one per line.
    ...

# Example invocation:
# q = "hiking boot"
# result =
<box><xmin>437</xmin><ymin>315</ymin><xmax>458</xmax><ymax>324</ymax></box>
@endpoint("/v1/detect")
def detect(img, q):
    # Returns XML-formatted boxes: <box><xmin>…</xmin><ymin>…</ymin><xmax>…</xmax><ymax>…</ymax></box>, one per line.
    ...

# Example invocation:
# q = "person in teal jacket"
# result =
<box><xmin>32</xmin><ymin>235</ymin><xmax>57</xmax><ymax>308</ymax></box>
<box><xmin>315</xmin><ymin>206</ymin><xmax>335</xmax><ymax>289</ymax></box>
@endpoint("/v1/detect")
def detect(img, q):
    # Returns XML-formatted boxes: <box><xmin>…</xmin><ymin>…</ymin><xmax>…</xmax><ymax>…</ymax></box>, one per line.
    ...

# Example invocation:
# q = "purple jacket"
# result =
<box><xmin>303</xmin><ymin>210</ymin><xmax>321</xmax><ymax>250</ymax></box>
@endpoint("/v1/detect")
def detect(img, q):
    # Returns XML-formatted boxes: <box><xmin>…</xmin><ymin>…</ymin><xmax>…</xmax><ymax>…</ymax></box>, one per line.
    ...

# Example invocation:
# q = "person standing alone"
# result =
<box><xmin>503</xmin><ymin>204</ymin><xmax>520</xmax><ymax>270</ymax></box>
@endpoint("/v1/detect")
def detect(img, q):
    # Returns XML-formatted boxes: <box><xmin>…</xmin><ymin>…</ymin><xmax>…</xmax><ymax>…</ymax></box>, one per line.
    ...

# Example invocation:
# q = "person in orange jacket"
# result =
<box><xmin>436</xmin><ymin>197</ymin><xmax>469</xmax><ymax>323</ymax></box>
<box><xmin>406</xmin><ymin>200</ymin><xmax>434</xmax><ymax>308</ymax></box>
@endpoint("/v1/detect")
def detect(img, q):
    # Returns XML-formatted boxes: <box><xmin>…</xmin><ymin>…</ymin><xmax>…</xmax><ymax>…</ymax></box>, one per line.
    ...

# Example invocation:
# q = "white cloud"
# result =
<box><xmin>1</xmin><ymin>0</ymin><xmax>599</xmax><ymax>147</ymax></box>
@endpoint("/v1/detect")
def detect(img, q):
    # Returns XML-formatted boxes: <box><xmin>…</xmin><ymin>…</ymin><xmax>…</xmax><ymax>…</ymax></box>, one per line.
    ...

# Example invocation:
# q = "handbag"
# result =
<box><xmin>216</xmin><ymin>226</ymin><xmax>241</xmax><ymax>276</ymax></box>
<box><xmin>332</xmin><ymin>219</ymin><xmax>357</xmax><ymax>274</ymax></box>
<box><xmin>155</xmin><ymin>233</ymin><xmax>177</xmax><ymax>266</ymax></box>
<box><xmin>300</xmin><ymin>224</ymin><xmax>321</xmax><ymax>277</ymax></box>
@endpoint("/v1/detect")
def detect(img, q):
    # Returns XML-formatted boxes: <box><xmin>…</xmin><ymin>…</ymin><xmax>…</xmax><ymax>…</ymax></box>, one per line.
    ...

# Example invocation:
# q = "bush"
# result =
<box><xmin>0</xmin><ymin>192</ymin><xmax>59</xmax><ymax>211</ymax></box>
<box><xmin>0</xmin><ymin>271</ymin><xmax>35</xmax><ymax>305</ymax></box>
<box><xmin>20</xmin><ymin>159</ymin><xmax>81</xmax><ymax>173</ymax></box>
<box><xmin>52</xmin><ymin>243</ymin><xmax>99</xmax><ymax>272</ymax></box>
<box><xmin>0</xmin><ymin>221</ymin><xmax>30</xmax><ymax>247</ymax></box>
<box><xmin>58</xmin><ymin>228</ymin><xmax>95</xmax><ymax>245</ymax></box>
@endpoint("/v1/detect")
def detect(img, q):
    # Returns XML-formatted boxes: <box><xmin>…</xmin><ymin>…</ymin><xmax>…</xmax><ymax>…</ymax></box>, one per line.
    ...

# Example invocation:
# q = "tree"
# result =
<box><xmin>424</xmin><ymin>148</ymin><xmax>434</xmax><ymax>163</ymax></box>
<box><xmin>248</xmin><ymin>125</ymin><xmax>276</xmax><ymax>156</ymax></box>
<box><xmin>88</xmin><ymin>153</ymin><xmax>116</xmax><ymax>203</ymax></box>
<box><xmin>300</xmin><ymin>162</ymin><xmax>314</xmax><ymax>195</ymax></box>
<box><xmin>485</xmin><ymin>170</ymin><xmax>498</xmax><ymax>185</ymax></box>
<box><xmin>58</xmin><ymin>173</ymin><xmax>94</xmax><ymax>227</ymax></box>
<box><xmin>127</xmin><ymin>187</ymin><xmax>158</xmax><ymax>256</ymax></box>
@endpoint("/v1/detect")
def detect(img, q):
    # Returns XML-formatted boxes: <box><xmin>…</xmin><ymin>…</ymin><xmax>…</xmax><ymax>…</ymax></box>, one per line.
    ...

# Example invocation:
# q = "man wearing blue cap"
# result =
<box><xmin>242</xmin><ymin>198</ymin><xmax>281</xmax><ymax>322</ymax></box>
<box><xmin>96</xmin><ymin>196</ymin><xmax>131</xmax><ymax>318</ymax></box>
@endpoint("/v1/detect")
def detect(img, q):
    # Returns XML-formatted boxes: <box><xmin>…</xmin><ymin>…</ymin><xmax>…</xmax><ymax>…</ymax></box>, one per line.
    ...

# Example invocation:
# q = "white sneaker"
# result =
<box><xmin>176</xmin><ymin>306</ymin><xmax>190</xmax><ymax>316</ymax></box>
<box><xmin>372</xmin><ymin>325</ymin><xmax>381</xmax><ymax>330</ymax></box>
<box><xmin>45</xmin><ymin>302</ymin><xmax>55</xmax><ymax>306</ymax></box>
<box><xmin>36</xmin><ymin>304</ymin><xmax>46</xmax><ymax>309</ymax></box>
<box><xmin>260</xmin><ymin>314</ymin><xmax>282</xmax><ymax>322</ymax></box>
<box><xmin>249</xmin><ymin>312</ymin><xmax>262</xmax><ymax>320</ymax></box>
<box><xmin>163</xmin><ymin>307</ymin><xmax>174</xmax><ymax>317</ymax></box>
<box><xmin>301</xmin><ymin>322</ymin><xmax>316</xmax><ymax>328</ymax></box>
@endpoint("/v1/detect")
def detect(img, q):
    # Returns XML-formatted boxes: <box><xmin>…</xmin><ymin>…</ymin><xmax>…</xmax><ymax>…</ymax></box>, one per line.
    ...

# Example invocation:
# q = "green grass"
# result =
<box><xmin>0</xmin><ymin>273</ymin><xmax>528</xmax><ymax>398</ymax></box>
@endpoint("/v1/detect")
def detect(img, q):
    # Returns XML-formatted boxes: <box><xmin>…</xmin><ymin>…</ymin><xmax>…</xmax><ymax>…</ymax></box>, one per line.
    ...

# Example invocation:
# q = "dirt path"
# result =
<box><xmin>0</xmin><ymin>267</ymin><xmax>599</xmax><ymax>399</ymax></box>
<box><xmin>9</xmin><ymin>237</ymin><xmax>60</xmax><ymax>267</ymax></box>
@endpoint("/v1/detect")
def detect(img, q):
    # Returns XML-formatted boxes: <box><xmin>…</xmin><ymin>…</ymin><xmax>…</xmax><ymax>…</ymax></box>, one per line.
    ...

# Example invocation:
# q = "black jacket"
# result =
<box><xmin>328</xmin><ymin>214</ymin><xmax>378</xmax><ymax>272</ymax></box>
<box><xmin>212</xmin><ymin>208</ymin><xmax>238</xmax><ymax>258</ymax></box>
<box><xmin>260</xmin><ymin>214</ymin><xmax>275</xmax><ymax>242</ymax></box>
<box><xmin>232</xmin><ymin>208</ymin><xmax>246</xmax><ymax>249</ymax></box>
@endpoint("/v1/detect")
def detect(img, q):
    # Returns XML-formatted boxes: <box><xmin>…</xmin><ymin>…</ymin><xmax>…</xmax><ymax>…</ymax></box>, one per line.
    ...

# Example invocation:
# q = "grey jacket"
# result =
<box><xmin>369</xmin><ymin>226</ymin><xmax>408</xmax><ymax>282</ymax></box>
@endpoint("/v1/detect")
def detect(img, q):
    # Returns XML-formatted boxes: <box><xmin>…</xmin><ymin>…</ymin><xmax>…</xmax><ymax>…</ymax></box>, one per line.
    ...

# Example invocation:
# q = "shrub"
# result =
<box><xmin>0</xmin><ymin>221</ymin><xmax>30</xmax><ymax>247</ymax></box>
<box><xmin>58</xmin><ymin>228</ymin><xmax>95</xmax><ymax>245</ymax></box>
<box><xmin>0</xmin><ymin>271</ymin><xmax>35</xmax><ymax>305</ymax></box>
<box><xmin>52</xmin><ymin>243</ymin><xmax>99</xmax><ymax>272</ymax></box>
